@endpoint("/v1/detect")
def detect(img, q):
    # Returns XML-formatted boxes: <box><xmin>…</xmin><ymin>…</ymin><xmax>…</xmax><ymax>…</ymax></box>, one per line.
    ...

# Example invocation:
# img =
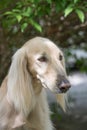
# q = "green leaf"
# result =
<box><xmin>64</xmin><ymin>6</ymin><xmax>73</xmax><ymax>17</ymax></box>
<box><xmin>74</xmin><ymin>0</ymin><xmax>79</xmax><ymax>3</ymax></box>
<box><xmin>55</xmin><ymin>1</ymin><xmax>62</xmax><ymax>12</ymax></box>
<box><xmin>4</xmin><ymin>11</ymin><xmax>13</xmax><ymax>15</ymax></box>
<box><xmin>12</xmin><ymin>9</ymin><xmax>21</xmax><ymax>13</ymax></box>
<box><xmin>29</xmin><ymin>19</ymin><xmax>42</xmax><ymax>32</ymax></box>
<box><xmin>22</xmin><ymin>7</ymin><xmax>32</xmax><ymax>17</ymax></box>
<box><xmin>75</xmin><ymin>9</ymin><xmax>85</xmax><ymax>22</ymax></box>
<box><xmin>21</xmin><ymin>23</ymin><xmax>28</xmax><ymax>32</ymax></box>
<box><xmin>16</xmin><ymin>14</ymin><xmax>22</xmax><ymax>22</ymax></box>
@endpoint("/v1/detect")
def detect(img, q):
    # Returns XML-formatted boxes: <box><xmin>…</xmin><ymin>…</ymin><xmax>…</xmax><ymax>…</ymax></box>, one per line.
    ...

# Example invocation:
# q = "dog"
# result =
<box><xmin>0</xmin><ymin>37</ymin><xmax>71</xmax><ymax>130</ymax></box>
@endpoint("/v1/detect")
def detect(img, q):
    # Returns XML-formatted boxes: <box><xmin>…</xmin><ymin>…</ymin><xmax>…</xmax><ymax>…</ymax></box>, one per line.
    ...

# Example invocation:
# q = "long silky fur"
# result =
<box><xmin>7</xmin><ymin>48</ymin><xmax>36</xmax><ymax>117</ymax></box>
<box><xmin>0</xmin><ymin>37</ymin><xmax>70</xmax><ymax>130</ymax></box>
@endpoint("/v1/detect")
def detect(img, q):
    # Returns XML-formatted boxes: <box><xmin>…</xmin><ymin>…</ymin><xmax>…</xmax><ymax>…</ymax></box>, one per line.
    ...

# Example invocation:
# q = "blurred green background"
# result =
<box><xmin>0</xmin><ymin>0</ymin><xmax>87</xmax><ymax>130</ymax></box>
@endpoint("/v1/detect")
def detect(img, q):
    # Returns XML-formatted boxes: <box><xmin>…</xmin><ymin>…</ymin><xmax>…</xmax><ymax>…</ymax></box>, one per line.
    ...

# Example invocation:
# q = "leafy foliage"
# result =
<box><xmin>64</xmin><ymin>0</ymin><xmax>86</xmax><ymax>23</ymax></box>
<box><xmin>0</xmin><ymin>0</ymin><xmax>87</xmax><ymax>32</ymax></box>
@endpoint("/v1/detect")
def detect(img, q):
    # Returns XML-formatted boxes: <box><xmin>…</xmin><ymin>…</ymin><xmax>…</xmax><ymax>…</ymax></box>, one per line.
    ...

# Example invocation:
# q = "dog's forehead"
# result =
<box><xmin>40</xmin><ymin>38</ymin><xmax>61</xmax><ymax>56</ymax></box>
<box><xmin>25</xmin><ymin>37</ymin><xmax>61</xmax><ymax>56</ymax></box>
<box><xmin>43</xmin><ymin>38</ymin><xmax>60</xmax><ymax>52</ymax></box>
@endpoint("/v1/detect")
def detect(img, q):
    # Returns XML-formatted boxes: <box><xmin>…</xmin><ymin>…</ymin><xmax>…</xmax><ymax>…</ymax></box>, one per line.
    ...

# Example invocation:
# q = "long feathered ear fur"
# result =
<box><xmin>7</xmin><ymin>48</ymin><xmax>35</xmax><ymax>117</ymax></box>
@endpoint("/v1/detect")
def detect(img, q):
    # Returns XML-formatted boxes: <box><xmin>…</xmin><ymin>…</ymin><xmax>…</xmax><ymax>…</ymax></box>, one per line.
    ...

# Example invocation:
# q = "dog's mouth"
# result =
<box><xmin>37</xmin><ymin>74</ymin><xmax>71</xmax><ymax>93</ymax></box>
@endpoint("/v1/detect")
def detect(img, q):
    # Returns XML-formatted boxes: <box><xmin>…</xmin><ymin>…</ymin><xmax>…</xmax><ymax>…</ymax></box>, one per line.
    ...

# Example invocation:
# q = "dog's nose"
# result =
<box><xmin>59</xmin><ymin>79</ymin><xmax>71</xmax><ymax>93</ymax></box>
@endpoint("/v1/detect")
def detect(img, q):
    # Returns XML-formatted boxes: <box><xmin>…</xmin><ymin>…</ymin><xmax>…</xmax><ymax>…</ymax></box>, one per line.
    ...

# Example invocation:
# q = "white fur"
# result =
<box><xmin>0</xmin><ymin>37</ymin><xmax>70</xmax><ymax>130</ymax></box>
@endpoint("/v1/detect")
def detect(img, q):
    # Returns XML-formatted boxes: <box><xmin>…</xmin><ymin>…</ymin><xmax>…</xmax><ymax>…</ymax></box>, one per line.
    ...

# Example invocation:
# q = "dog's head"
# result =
<box><xmin>25</xmin><ymin>37</ymin><xmax>71</xmax><ymax>94</ymax></box>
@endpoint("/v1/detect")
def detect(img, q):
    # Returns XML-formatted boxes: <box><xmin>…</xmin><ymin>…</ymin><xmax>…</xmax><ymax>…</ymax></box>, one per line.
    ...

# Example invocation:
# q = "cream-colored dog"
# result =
<box><xmin>0</xmin><ymin>37</ymin><xmax>71</xmax><ymax>130</ymax></box>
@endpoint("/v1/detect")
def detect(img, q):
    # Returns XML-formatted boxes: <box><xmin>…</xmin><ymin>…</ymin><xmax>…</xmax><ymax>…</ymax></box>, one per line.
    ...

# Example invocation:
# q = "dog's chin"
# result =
<box><xmin>43</xmin><ymin>85</ymin><xmax>63</xmax><ymax>94</ymax></box>
<box><xmin>48</xmin><ymin>87</ymin><xmax>68</xmax><ymax>94</ymax></box>
<box><xmin>52</xmin><ymin>88</ymin><xmax>63</xmax><ymax>94</ymax></box>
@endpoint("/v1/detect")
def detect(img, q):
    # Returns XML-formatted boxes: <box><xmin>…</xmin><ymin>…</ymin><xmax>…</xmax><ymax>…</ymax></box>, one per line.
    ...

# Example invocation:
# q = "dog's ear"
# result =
<box><xmin>7</xmin><ymin>48</ymin><xmax>35</xmax><ymax>117</ymax></box>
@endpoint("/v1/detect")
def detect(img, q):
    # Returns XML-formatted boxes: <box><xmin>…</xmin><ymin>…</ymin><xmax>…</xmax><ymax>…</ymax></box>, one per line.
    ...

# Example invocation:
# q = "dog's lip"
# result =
<box><xmin>50</xmin><ymin>87</ymin><xmax>62</xmax><ymax>94</ymax></box>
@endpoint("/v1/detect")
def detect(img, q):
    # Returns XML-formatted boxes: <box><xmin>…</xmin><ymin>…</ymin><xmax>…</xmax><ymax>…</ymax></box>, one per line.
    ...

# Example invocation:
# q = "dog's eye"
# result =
<box><xmin>59</xmin><ymin>54</ymin><xmax>63</xmax><ymax>61</ymax></box>
<box><xmin>38</xmin><ymin>56</ymin><xmax>47</xmax><ymax>62</ymax></box>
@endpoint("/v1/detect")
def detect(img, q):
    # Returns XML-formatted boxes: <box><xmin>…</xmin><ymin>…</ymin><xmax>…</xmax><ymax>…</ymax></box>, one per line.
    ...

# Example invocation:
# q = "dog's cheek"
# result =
<box><xmin>43</xmin><ymin>74</ymin><xmax>57</xmax><ymax>91</ymax></box>
<box><xmin>35</xmin><ymin>63</ymin><xmax>47</xmax><ymax>75</ymax></box>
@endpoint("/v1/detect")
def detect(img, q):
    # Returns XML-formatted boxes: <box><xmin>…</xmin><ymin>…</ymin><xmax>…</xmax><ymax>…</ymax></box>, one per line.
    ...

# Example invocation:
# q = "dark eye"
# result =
<box><xmin>38</xmin><ymin>56</ymin><xmax>47</xmax><ymax>62</ymax></box>
<box><xmin>59</xmin><ymin>54</ymin><xmax>63</xmax><ymax>61</ymax></box>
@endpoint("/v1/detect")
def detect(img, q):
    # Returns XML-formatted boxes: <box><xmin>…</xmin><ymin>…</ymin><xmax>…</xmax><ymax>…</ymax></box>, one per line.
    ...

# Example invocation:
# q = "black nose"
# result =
<box><xmin>59</xmin><ymin>79</ymin><xmax>71</xmax><ymax>93</ymax></box>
